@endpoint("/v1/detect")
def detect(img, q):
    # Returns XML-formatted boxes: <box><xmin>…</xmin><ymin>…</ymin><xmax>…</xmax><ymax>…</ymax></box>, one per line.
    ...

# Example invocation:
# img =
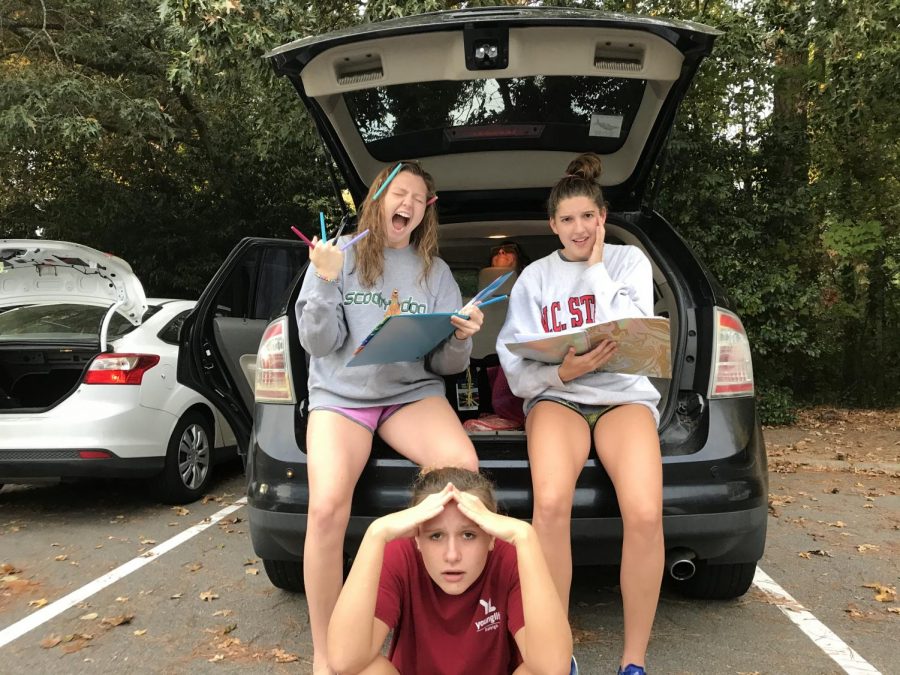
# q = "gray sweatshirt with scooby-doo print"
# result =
<box><xmin>295</xmin><ymin>237</ymin><xmax>471</xmax><ymax>410</ymax></box>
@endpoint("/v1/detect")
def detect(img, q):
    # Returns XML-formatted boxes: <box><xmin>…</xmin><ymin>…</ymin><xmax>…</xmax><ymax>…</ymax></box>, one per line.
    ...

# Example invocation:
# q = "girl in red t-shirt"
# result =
<box><xmin>327</xmin><ymin>468</ymin><xmax>573</xmax><ymax>675</ymax></box>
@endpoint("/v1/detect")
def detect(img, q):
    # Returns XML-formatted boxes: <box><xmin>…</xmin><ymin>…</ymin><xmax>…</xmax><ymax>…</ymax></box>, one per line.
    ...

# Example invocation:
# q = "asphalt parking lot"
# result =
<box><xmin>1</xmin><ymin>457</ymin><xmax>897</xmax><ymax>674</ymax></box>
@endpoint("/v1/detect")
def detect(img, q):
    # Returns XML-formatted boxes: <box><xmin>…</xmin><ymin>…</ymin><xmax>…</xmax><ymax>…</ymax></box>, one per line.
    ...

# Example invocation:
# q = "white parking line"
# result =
<box><xmin>753</xmin><ymin>566</ymin><xmax>881</xmax><ymax>674</ymax></box>
<box><xmin>0</xmin><ymin>497</ymin><xmax>247</xmax><ymax>649</ymax></box>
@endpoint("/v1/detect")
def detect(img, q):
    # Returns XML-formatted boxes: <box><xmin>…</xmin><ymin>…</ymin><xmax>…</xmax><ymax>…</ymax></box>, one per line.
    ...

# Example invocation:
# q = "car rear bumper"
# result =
<box><xmin>0</xmin><ymin>386</ymin><xmax>179</xmax><ymax>460</ymax></box>
<box><xmin>247</xmin><ymin>397</ymin><xmax>768</xmax><ymax>565</ymax></box>
<box><xmin>0</xmin><ymin>451</ymin><xmax>164</xmax><ymax>479</ymax></box>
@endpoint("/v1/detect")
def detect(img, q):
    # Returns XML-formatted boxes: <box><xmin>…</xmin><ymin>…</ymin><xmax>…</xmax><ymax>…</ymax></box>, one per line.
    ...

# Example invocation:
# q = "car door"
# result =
<box><xmin>177</xmin><ymin>237</ymin><xmax>309</xmax><ymax>453</ymax></box>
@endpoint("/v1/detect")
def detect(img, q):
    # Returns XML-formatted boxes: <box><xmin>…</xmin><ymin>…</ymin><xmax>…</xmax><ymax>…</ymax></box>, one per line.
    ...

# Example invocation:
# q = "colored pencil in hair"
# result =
<box><xmin>371</xmin><ymin>162</ymin><xmax>404</xmax><ymax>201</ymax></box>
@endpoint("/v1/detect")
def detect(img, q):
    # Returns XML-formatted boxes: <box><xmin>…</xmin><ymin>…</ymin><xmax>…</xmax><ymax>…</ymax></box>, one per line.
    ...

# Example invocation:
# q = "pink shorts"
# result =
<box><xmin>313</xmin><ymin>403</ymin><xmax>407</xmax><ymax>433</ymax></box>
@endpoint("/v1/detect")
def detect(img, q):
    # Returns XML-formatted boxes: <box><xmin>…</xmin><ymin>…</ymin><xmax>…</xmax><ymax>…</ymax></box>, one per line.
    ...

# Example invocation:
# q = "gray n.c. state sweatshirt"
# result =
<box><xmin>295</xmin><ymin>238</ymin><xmax>471</xmax><ymax>409</ymax></box>
<box><xmin>496</xmin><ymin>244</ymin><xmax>661</xmax><ymax>425</ymax></box>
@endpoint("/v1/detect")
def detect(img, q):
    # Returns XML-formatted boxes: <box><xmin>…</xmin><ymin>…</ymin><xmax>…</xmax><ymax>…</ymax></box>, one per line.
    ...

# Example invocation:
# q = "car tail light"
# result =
<box><xmin>708</xmin><ymin>308</ymin><xmax>755</xmax><ymax>398</ymax></box>
<box><xmin>255</xmin><ymin>317</ymin><xmax>296</xmax><ymax>404</ymax></box>
<box><xmin>84</xmin><ymin>354</ymin><xmax>160</xmax><ymax>385</ymax></box>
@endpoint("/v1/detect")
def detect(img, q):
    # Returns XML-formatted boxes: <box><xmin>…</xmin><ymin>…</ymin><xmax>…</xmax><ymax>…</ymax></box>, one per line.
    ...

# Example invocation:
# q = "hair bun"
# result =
<box><xmin>565</xmin><ymin>152</ymin><xmax>603</xmax><ymax>184</ymax></box>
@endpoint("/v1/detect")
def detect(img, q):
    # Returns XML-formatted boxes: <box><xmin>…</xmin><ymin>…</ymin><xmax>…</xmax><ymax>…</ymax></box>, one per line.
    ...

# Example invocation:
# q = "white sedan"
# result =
<box><xmin>0</xmin><ymin>240</ymin><xmax>236</xmax><ymax>504</ymax></box>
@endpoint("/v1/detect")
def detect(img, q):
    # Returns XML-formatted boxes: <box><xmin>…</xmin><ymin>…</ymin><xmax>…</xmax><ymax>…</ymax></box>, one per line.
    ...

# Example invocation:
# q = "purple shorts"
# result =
<box><xmin>313</xmin><ymin>403</ymin><xmax>407</xmax><ymax>433</ymax></box>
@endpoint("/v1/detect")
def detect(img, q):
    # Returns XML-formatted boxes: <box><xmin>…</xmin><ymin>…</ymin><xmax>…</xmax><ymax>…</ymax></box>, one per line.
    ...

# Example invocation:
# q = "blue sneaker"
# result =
<box><xmin>617</xmin><ymin>666</ymin><xmax>646</xmax><ymax>675</ymax></box>
<box><xmin>570</xmin><ymin>655</ymin><xmax>579</xmax><ymax>675</ymax></box>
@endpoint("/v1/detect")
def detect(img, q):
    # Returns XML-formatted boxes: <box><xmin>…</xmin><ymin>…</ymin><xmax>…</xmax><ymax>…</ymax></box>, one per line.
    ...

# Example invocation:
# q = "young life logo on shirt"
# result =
<box><xmin>540</xmin><ymin>294</ymin><xmax>596</xmax><ymax>333</ymax></box>
<box><xmin>475</xmin><ymin>598</ymin><xmax>501</xmax><ymax>633</ymax></box>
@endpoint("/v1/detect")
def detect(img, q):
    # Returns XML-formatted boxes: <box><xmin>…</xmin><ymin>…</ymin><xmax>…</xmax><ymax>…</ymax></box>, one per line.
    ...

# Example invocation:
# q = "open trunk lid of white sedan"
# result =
<box><xmin>0</xmin><ymin>240</ymin><xmax>147</xmax><ymax>327</ymax></box>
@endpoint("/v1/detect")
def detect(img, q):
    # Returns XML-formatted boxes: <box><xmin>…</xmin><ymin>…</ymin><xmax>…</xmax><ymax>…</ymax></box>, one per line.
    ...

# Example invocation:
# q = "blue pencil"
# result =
<box><xmin>340</xmin><ymin>229</ymin><xmax>369</xmax><ymax>251</ymax></box>
<box><xmin>476</xmin><ymin>294</ymin><xmax>508</xmax><ymax>308</ymax></box>
<box><xmin>319</xmin><ymin>212</ymin><xmax>327</xmax><ymax>243</ymax></box>
<box><xmin>372</xmin><ymin>163</ymin><xmax>403</xmax><ymax>201</ymax></box>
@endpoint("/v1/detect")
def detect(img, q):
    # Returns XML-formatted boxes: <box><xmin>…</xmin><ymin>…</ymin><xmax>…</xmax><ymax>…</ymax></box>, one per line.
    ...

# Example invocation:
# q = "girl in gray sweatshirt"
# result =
<box><xmin>497</xmin><ymin>153</ymin><xmax>663</xmax><ymax>675</ymax></box>
<box><xmin>293</xmin><ymin>161</ymin><xmax>483</xmax><ymax>675</ymax></box>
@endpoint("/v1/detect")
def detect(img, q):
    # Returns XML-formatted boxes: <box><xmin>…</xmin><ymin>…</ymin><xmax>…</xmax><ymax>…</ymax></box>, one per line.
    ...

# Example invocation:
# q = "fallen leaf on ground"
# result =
<box><xmin>170</xmin><ymin>593</ymin><xmax>183</xmax><ymax>599</ymax></box>
<box><xmin>54</xmin><ymin>555</ymin><xmax>68</xmax><ymax>561</ymax></box>
<box><xmin>79</xmin><ymin>612</ymin><xmax>98</xmax><ymax>621</ymax></box>
<box><xmin>208</xmin><ymin>654</ymin><xmax>225</xmax><ymax>663</ymax></box>
<box><xmin>887</xmin><ymin>607</ymin><xmax>900</xmax><ymax>615</ymax></box>
<box><xmin>271</xmin><ymin>648</ymin><xmax>299</xmax><ymax>663</ymax></box>
<box><xmin>29</xmin><ymin>598</ymin><xmax>48</xmax><ymax>608</ymax></box>
<box><xmin>172</xmin><ymin>506</ymin><xmax>190</xmax><ymax>516</ymax></box>
<box><xmin>243</xmin><ymin>558</ymin><xmax>258</xmax><ymax>566</ymax></box>
<box><xmin>845</xmin><ymin>604</ymin><xmax>865</xmax><ymax>619</ymax></box>
<box><xmin>245</xmin><ymin>568</ymin><xmax>259</xmax><ymax>575</ymax></box>
<box><xmin>806</xmin><ymin>549</ymin><xmax>832</xmax><ymax>558</ymax></box>
<box><xmin>1</xmin><ymin>563</ymin><xmax>21</xmax><ymax>574</ymax></box>
<box><xmin>61</xmin><ymin>639</ymin><xmax>89</xmax><ymax>654</ymax></box>
<box><xmin>133</xmin><ymin>629</ymin><xmax>147</xmax><ymax>636</ymax></box>
<box><xmin>857</xmin><ymin>544</ymin><xmax>879</xmax><ymax>553</ymax></box>
<box><xmin>827</xmin><ymin>520</ymin><xmax>846</xmax><ymax>528</ymax></box>
<box><xmin>186</xmin><ymin>562</ymin><xmax>203</xmax><ymax>572</ymax></box>
<box><xmin>101</xmin><ymin>614</ymin><xmax>134</xmax><ymax>627</ymax></box>
<box><xmin>862</xmin><ymin>583</ymin><xmax>896</xmax><ymax>603</ymax></box>
<box><xmin>115</xmin><ymin>596</ymin><xmax>129</xmax><ymax>603</ymax></box>
<box><xmin>40</xmin><ymin>635</ymin><xmax>61</xmax><ymax>649</ymax></box>
<box><xmin>139</xmin><ymin>538</ymin><xmax>157</xmax><ymax>546</ymax></box>
<box><xmin>212</xmin><ymin>609</ymin><xmax>233</xmax><ymax>617</ymax></box>
<box><xmin>200</xmin><ymin>591</ymin><xmax>219</xmax><ymax>602</ymax></box>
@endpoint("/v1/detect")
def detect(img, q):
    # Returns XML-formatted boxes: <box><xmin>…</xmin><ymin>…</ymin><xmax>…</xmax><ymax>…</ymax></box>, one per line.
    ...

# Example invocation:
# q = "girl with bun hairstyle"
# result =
<box><xmin>327</xmin><ymin>467</ymin><xmax>573</xmax><ymax>675</ymax></box>
<box><xmin>497</xmin><ymin>153</ymin><xmax>663</xmax><ymax>675</ymax></box>
<box><xmin>296</xmin><ymin>161</ymin><xmax>485</xmax><ymax>674</ymax></box>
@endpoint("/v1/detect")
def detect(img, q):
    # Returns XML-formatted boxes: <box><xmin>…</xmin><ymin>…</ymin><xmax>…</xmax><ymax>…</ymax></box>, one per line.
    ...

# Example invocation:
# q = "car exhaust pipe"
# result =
<box><xmin>666</xmin><ymin>548</ymin><xmax>697</xmax><ymax>581</ymax></box>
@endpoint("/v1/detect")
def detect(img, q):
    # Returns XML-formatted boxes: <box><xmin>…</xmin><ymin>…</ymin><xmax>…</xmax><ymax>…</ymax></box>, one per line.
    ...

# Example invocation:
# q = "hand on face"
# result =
<box><xmin>587</xmin><ymin>218</ymin><xmax>606</xmax><ymax>267</ymax></box>
<box><xmin>309</xmin><ymin>236</ymin><xmax>344</xmax><ymax>281</ymax></box>
<box><xmin>450</xmin><ymin>303</ymin><xmax>484</xmax><ymax>340</ymax></box>
<box><xmin>557</xmin><ymin>339</ymin><xmax>618</xmax><ymax>383</ymax></box>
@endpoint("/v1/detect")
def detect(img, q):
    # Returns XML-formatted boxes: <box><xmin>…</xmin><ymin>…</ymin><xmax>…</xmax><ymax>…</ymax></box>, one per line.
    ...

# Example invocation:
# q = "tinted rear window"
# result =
<box><xmin>345</xmin><ymin>75</ymin><xmax>646</xmax><ymax>159</ymax></box>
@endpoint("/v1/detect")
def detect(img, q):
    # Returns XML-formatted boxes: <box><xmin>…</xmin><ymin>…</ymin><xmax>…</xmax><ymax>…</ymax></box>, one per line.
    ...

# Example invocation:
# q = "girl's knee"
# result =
<box><xmin>307</xmin><ymin>497</ymin><xmax>352</xmax><ymax>532</ymax></box>
<box><xmin>622</xmin><ymin>504</ymin><xmax>662</xmax><ymax>538</ymax></box>
<box><xmin>532</xmin><ymin>492</ymin><xmax>574</xmax><ymax>525</ymax></box>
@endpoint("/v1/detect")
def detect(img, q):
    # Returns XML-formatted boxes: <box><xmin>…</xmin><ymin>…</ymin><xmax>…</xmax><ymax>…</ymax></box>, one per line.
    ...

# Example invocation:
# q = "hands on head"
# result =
<box><xmin>374</xmin><ymin>482</ymin><xmax>527</xmax><ymax>546</ymax></box>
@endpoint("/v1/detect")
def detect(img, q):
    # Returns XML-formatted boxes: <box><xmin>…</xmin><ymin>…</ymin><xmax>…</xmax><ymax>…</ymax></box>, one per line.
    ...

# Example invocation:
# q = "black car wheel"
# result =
<box><xmin>262</xmin><ymin>557</ymin><xmax>353</xmax><ymax>594</ymax></box>
<box><xmin>155</xmin><ymin>411</ymin><xmax>213</xmax><ymax>505</ymax></box>
<box><xmin>263</xmin><ymin>558</ymin><xmax>304</xmax><ymax>592</ymax></box>
<box><xmin>676</xmin><ymin>561</ymin><xmax>756</xmax><ymax>600</ymax></box>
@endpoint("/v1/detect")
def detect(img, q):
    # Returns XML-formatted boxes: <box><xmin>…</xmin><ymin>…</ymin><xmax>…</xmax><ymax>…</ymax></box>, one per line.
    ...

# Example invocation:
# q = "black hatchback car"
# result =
<box><xmin>180</xmin><ymin>7</ymin><xmax>767</xmax><ymax>600</ymax></box>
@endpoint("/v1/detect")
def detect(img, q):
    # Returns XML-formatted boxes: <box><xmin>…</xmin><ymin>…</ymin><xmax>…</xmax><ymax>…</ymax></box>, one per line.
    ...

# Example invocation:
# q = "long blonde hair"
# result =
<box><xmin>353</xmin><ymin>161</ymin><xmax>440</xmax><ymax>288</ymax></box>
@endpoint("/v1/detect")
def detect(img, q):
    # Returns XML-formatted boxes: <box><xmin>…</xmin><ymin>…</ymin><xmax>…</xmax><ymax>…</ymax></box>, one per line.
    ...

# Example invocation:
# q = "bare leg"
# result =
<box><xmin>525</xmin><ymin>401</ymin><xmax>591</xmax><ymax>611</ymax></box>
<box><xmin>594</xmin><ymin>404</ymin><xmax>663</xmax><ymax>669</ymax></box>
<box><xmin>305</xmin><ymin>410</ymin><xmax>373</xmax><ymax>675</ymax></box>
<box><xmin>378</xmin><ymin>396</ymin><xmax>478</xmax><ymax>470</ymax></box>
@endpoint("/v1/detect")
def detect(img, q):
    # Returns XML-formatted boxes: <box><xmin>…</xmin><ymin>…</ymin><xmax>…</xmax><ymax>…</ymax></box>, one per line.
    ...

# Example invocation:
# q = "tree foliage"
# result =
<box><xmin>2</xmin><ymin>0</ymin><xmax>897</xmax><ymax>410</ymax></box>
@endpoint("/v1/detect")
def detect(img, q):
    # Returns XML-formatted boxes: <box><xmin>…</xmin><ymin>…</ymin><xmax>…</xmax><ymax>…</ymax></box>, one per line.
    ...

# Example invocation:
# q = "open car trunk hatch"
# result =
<box><xmin>264</xmin><ymin>6</ymin><xmax>719</xmax><ymax>213</ymax></box>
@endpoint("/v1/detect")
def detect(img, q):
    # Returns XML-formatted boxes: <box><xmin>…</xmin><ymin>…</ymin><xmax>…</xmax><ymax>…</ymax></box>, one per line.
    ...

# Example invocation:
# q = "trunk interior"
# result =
<box><xmin>0</xmin><ymin>347</ymin><xmax>97</xmax><ymax>411</ymax></box>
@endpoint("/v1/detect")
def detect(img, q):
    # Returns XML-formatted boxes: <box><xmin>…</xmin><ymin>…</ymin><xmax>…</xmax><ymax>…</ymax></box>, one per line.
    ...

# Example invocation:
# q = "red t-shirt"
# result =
<box><xmin>375</xmin><ymin>538</ymin><xmax>525</xmax><ymax>675</ymax></box>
